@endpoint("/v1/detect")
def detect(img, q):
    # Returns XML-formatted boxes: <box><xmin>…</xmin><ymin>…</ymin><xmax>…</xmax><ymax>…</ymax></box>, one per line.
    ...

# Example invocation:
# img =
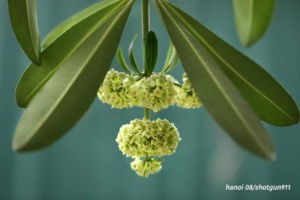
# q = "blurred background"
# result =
<box><xmin>1</xmin><ymin>0</ymin><xmax>299</xmax><ymax>199</ymax></box>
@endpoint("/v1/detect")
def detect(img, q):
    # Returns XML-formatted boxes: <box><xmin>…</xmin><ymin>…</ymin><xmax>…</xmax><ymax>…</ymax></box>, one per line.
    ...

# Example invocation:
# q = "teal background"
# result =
<box><xmin>1</xmin><ymin>0</ymin><xmax>299</xmax><ymax>199</ymax></box>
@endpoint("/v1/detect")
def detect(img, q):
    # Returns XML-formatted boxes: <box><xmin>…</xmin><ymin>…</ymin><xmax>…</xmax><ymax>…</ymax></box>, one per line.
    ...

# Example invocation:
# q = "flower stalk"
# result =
<box><xmin>142</xmin><ymin>0</ymin><xmax>151</xmax><ymax>120</ymax></box>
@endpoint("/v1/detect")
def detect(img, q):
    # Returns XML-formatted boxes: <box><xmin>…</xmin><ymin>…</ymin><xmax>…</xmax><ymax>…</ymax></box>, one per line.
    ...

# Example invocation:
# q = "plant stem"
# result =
<box><xmin>142</xmin><ymin>0</ymin><xmax>150</xmax><ymax>41</ymax></box>
<box><xmin>142</xmin><ymin>0</ymin><xmax>151</xmax><ymax>121</ymax></box>
<box><xmin>144</xmin><ymin>107</ymin><xmax>150</xmax><ymax>120</ymax></box>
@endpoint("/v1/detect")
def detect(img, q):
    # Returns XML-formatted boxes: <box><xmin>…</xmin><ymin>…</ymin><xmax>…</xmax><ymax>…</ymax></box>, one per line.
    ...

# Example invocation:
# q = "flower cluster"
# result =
<box><xmin>130</xmin><ymin>158</ymin><xmax>162</xmax><ymax>178</ymax></box>
<box><xmin>116</xmin><ymin>118</ymin><xmax>180</xmax><ymax>177</ymax></box>
<box><xmin>97</xmin><ymin>69</ymin><xmax>134</xmax><ymax>109</ymax></box>
<box><xmin>116</xmin><ymin>119</ymin><xmax>181</xmax><ymax>157</ymax></box>
<box><xmin>175</xmin><ymin>73</ymin><xmax>202</xmax><ymax>108</ymax></box>
<box><xmin>98</xmin><ymin>69</ymin><xmax>202</xmax><ymax>111</ymax></box>
<box><xmin>130</xmin><ymin>73</ymin><xmax>177</xmax><ymax>112</ymax></box>
<box><xmin>99</xmin><ymin>69</ymin><xmax>200</xmax><ymax>178</ymax></box>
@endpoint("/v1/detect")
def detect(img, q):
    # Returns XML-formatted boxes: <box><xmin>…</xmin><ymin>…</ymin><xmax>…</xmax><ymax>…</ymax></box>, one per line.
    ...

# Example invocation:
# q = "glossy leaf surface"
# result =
<box><xmin>165</xmin><ymin>2</ymin><xmax>299</xmax><ymax>126</ymax></box>
<box><xmin>42</xmin><ymin>0</ymin><xmax>119</xmax><ymax>48</ymax></box>
<box><xmin>155</xmin><ymin>0</ymin><xmax>276</xmax><ymax>160</ymax></box>
<box><xmin>13</xmin><ymin>0</ymin><xmax>134</xmax><ymax>151</ymax></box>
<box><xmin>233</xmin><ymin>0</ymin><xmax>275</xmax><ymax>47</ymax></box>
<box><xmin>16</xmin><ymin>0</ymin><xmax>126</xmax><ymax>108</ymax></box>
<box><xmin>144</xmin><ymin>31</ymin><xmax>158</xmax><ymax>75</ymax></box>
<box><xmin>8</xmin><ymin>0</ymin><xmax>41</xmax><ymax>64</ymax></box>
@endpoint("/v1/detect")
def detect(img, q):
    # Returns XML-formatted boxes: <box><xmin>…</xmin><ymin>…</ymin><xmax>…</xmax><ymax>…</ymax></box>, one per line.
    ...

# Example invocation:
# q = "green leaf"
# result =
<box><xmin>8</xmin><ymin>0</ymin><xmax>41</xmax><ymax>65</ymax></box>
<box><xmin>128</xmin><ymin>34</ymin><xmax>142</xmax><ymax>74</ymax></box>
<box><xmin>155</xmin><ymin>0</ymin><xmax>276</xmax><ymax>160</ymax></box>
<box><xmin>42</xmin><ymin>0</ymin><xmax>120</xmax><ymax>48</ymax></box>
<box><xmin>164</xmin><ymin>2</ymin><xmax>299</xmax><ymax>126</ymax></box>
<box><xmin>16</xmin><ymin>0</ymin><xmax>126</xmax><ymax>108</ymax></box>
<box><xmin>162</xmin><ymin>43</ymin><xmax>179</xmax><ymax>73</ymax></box>
<box><xmin>13</xmin><ymin>0</ymin><xmax>135</xmax><ymax>151</ymax></box>
<box><xmin>117</xmin><ymin>48</ymin><xmax>132</xmax><ymax>73</ymax></box>
<box><xmin>233</xmin><ymin>0</ymin><xmax>275</xmax><ymax>47</ymax></box>
<box><xmin>144</xmin><ymin>31</ymin><xmax>158</xmax><ymax>75</ymax></box>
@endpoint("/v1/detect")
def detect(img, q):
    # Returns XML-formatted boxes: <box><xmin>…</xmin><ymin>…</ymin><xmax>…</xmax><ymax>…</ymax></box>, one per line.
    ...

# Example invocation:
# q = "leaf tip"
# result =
<box><xmin>269</xmin><ymin>152</ymin><xmax>277</xmax><ymax>161</ymax></box>
<box><xmin>12</xmin><ymin>136</ymin><xmax>24</xmax><ymax>152</ymax></box>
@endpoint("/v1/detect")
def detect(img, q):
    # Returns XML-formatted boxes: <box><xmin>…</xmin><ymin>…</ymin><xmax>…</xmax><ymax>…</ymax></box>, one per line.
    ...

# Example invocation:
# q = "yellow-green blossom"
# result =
<box><xmin>98</xmin><ymin>69</ymin><xmax>135</xmax><ymax>109</ymax></box>
<box><xmin>130</xmin><ymin>158</ymin><xmax>162</xmax><ymax>178</ymax></box>
<box><xmin>130</xmin><ymin>73</ymin><xmax>177</xmax><ymax>112</ymax></box>
<box><xmin>116</xmin><ymin>118</ymin><xmax>181</xmax><ymax>157</ymax></box>
<box><xmin>176</xmin><ymin>73</ymin><xmax>202</xmax><ymax>108</ymax></box>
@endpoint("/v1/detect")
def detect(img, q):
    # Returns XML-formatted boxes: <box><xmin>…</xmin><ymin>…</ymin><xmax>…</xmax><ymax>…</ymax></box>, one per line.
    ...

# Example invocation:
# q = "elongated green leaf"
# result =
<box><xmin>162</xmin><ymin>43</ymin><xmax>179</xmax><ymax>73</ymax></box>
<box><xmin>144</xmin><ymin>31</ymin><xmax>158</xmax><ymax>75</ymax></box>
<box><xmin>8</xmin><ymin>0</ymin><xmax>41</xmax><ymax>65</ymax></box>
<box><xmin>12</xmin><ymin>0</ymin><xmax>134</xmax><ymax>151</ymax></box>
<box><xmin>233</xmin><ymin>0</ymin><xmax>275</xmax><ymax>47</ymax></box>
<box><xmin>16</xmin><ymin>0</ymin><xmax>126</xmax><ymax>108</ymax></box>
<box><xmin>128</xmin><ymin>34</ymin><xmax>142</xmax><ymax>74</ymax></box>
<box><xmin>117</xmin><ymin>48</ymin><xmax>132</xmax><ymax>73</ymax></box>
<box><xmin>155</xmin><ymin>0</ymin><xmax>275</xmax><ymax>160</ymax></box>
<box><xmin>42</xmin><ymin>0</ymin><xmax>119</xmax><ymax>48</ymax></box>
<box><xmin>165</xmin><ymin>2</ymin><xmax>299</xmax><ymax>126</ymax></box>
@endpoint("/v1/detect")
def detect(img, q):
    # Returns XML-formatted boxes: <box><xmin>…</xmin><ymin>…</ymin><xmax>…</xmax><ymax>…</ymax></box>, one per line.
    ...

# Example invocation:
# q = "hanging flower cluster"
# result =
<box><xmin>116</xmin><ymin>118</ymin><xmax>181</xmax><ymax>177</ymax></box>
<box><xmin>98</xmin><ymin>69</ymin><xmax>201</xmax><ymax>111</ymax></box>
<box><xmin>116</xmin><ymin>119</ymin><xmax>180</xmax><ymax>157</ymax></box>
<box><xmin>175</xmin><ymin>73</ymin><xmax>202</xmax><ymax>109</ymax></box>
<box><xmin>130</xmin><ymin>157</ymin><xmax>162</xmax><ymax>178</ymax></box>
<box><xmin>130</xmin><ymin>74</ymin><xmax>177</xmax><ymax>112</ymax></box>
<box><xmin>98</xmin><ymin>69</ymin><xmax>134</xmax><ymax>109</ymax></box>
<box><xmin>98</xmin><ymin>69</ymin><xmax>201</xmax><ymax>177</ymax></box>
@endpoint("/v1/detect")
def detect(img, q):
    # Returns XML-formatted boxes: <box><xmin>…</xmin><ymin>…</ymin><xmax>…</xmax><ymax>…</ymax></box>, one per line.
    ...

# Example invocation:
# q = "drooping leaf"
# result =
<box><xmin>144</xmin><ymin>31</ymin><xmax>158</xmax><ymax>75</ymax></box>
<box><xmin>233</xmin><ymin>0</ymin><xmax>275</xmax><ymax>47</ymax></box>
<box><xmin>16</xmin><ymin>0</ymin><xmax>126</xmax><ymax>108</ymax></box>
<box><xmin>155</xmin><ymin>0</ymin><xmax>276</xmax><ymax>160</ymax></box>
<box><xmin>164</xmin><ymin>1</ymin><xmax>299</xmax><ymax>126</ymax></box>
<box><xmin>42</xmin><ymin>0</ymin><xmax>119</xmax><ymax>48</ymax></box>
<box><xmin>128</xmin><ymin>34</ymin><xmax>142</xmax><ymax>74</ymax></box>
<box><xmin>13</xmin><ymin>0</ymin><xmax>135</xmax><ymax>151</ymax></box>
<box><xmin>162</xmin><ymin>43</ymin><xmax>179</xmax><ymax>73</ymax></box>
<box><xmin>117</xmin><ymin>48</ymin><xmax>132</xmax><ymax>73</ymax></box>
<box><xmin>8</xmin><ymin>0</ymin><xmax>41</xmax><ymax>65</ymax></box>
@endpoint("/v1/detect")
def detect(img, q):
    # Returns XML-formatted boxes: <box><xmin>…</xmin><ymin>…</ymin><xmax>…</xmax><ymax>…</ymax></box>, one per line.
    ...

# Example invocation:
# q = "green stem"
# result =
<box><xmin>142</xmin><ymin>0</ymin><xmax>150</xmax><ymax>41</ymax></box>
<box><xmin>142</xmin><ymin>0</ymin><xmax>151</xmax><ymax>121</ymax></box>
<box><xmin>144</xmin><ymin>107</ymin><xmax>150</xmax><ymax>120</ymax></box>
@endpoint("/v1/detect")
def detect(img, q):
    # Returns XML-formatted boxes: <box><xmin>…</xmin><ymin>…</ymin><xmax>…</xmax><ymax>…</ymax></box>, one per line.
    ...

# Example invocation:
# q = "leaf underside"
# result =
<box><xmin>16</xmin><ymin>0</ymin><xmax>127</xmax><ymax>108</ymax></box>
<box><xmin>233</xmin><ymin>0</ymin><xmax>275</xmax><ymax>47</ymax></box>
<box><xmin>165</xmin><ymin>2</ymin><xmax>299</xmax><ymax>127</ymax></box>
<box><xmin>8</xmin><ymin>0</ymin><xmax>41</xmax><ymax>65</ymax></box>
<box><xmin>13</xmin><ymin>0</ymin><xmax>135</xmax><ymax>151</ymax></box>
<box><xmin>155</xmin><ymin>0</ymin><xmax>276</xmax><ymax>160</ymax></box>
<box><xmin>42</xmin><ymin>0</ymin><xmax>120</xmax><ymax>48</ymax></box>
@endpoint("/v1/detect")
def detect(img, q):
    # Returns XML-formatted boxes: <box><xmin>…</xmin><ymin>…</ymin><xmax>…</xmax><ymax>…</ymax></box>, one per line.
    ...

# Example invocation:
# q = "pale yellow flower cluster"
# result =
<box><xmin>98</xmin><ymin>69</ymin><xmax>202</xmax><ymax>111</ymax></box>
<box><xmin>175</xmin><ymin>73</ymin><xmax>202</xmax><ymax>108</ymax></box>
<box><xmin>97</xmin><ymin>69</ymin><xmax>134</xmax><ymax>109</ymax></box>
<box><xmin>116</xmin><ymin>118</ymin><xmax>181</xmax><ymax>177</ymax></box>
<box><xmin>130</xmin><ymin>158</ymin><xmax>162</xmax><ymax>178</ymax></box>
<box><xmin>99</xmin><ymin>69</ymin><xmax>201</xmax><ymax>177</ymax></box>
<box><xmin>130</xmin><ymin>73</ymin><xmax>177</xmax><ymax>112</ymax></box>
<box><xmin>116</xmin><ymin>119</ymin><xmax>180</xmax><ymax>157</ymax></box>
